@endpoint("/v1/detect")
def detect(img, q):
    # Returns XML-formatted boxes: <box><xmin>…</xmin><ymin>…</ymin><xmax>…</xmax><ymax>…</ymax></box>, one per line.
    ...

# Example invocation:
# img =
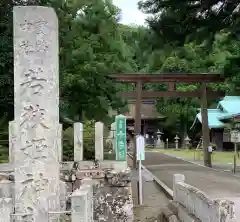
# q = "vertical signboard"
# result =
<box><xmin>136</xmin><ymin>135</ymin><xmax>145</xmax><ymax>161</ymax></box>
<box><xmin>136</xmin><ymin>134</ymin><xmax>145</xmax><ymax>205</ymax></box>
<box><xmin>115</xmin><ymin>115</ymin><xmax>127</xmax><ymax>161</ymax></box>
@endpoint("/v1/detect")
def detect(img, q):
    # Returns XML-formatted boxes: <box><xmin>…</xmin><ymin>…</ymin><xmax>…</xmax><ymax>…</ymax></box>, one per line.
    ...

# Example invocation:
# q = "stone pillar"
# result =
<box><xmin>173</xmin><ymin>174</ymin><xmax>185</xmax><ymax>200</ymax></box>
<box><xmin>110</xmin><ymin>122</ymin><xmax>116</xmax><ymax>152</ymax></box>
<box><xmin>59</xmin><ymin>181</ymin><xmax>66</xmax><ymax>211</ymax></box>
<box><xmin>0</xmin><ymin>198</ymin><xmax>13</xmax><ymax>222</ymax></box>
<box><xmin>85</xmin><ymin>184</ymin><xmax>93</xmax><ymax>222</ymax></box>
<box><xmin>58</xmin><ymin>124</ymin><xmax>63</xmax><ymax>162</ymax></box>
<box><xmin>95</xmin><ymin>122</ymin><xmax>104</xmax><ymax>161</ymax></box>
<box><xmin>74</xmin><ymin>122</ymin><xmax>83</xmax><ymax>161</ymax></box>
<box><xmin>0</xmin><ymin>179</ymin><xmax>13</xmax><ymax>222</ymax></box>
<box><xmin>9</xmin><ymin>121</ymin><xmax>17</xmax><ymax>164</ymax></box>
<box><xmin>13</xmin><ymin>6</ymin><xmax>60</xmax><ymax>221</ymax></box>
<box><xmin>71</xmin><ymin>185</ymin><xmax>93</xmax><ymax>222</ymax></box>
<box><xmin>0</xmin><ymin>180</ymin><xmax>13</xmax><ymax>199</ymax></box>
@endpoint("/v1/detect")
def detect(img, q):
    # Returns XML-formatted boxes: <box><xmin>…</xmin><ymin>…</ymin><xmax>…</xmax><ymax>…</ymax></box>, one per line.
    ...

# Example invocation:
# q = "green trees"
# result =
<box><xmin>1</xmin><ymin>0</ymin><xmax>240</xmax><ymax>142</ymax></box>
<box><xmin>154</xmin><ymin>44</ymin><xmax>205</xmax><ymax>141</ymax></box>
<box><xmin>0</xmin><ymin>0</ymin><xmax>15</xmax><ymax>121</ymax></box>
<box><xmin>135</xmin><ymin>0</ymin><xmax>240</xmax><ymax>141</ymax></box>
<box><xmin>55</xmin><ymin>0</ymin><xmax>131</xmax><ymax>121</ymax></box>
<box><xmin>138</xmin><ymin>0</ymin><xmax>240</xmax><ymax>93</ymax></box>
<box><xmin>138</xmin><ymin>0</ymin><xmax>240</xmax><ymax>45</ymax></box>
<box><xmin>1</xmin><ymin>0</ymin><xmax>136</xmax><ymax>123</ymax></box>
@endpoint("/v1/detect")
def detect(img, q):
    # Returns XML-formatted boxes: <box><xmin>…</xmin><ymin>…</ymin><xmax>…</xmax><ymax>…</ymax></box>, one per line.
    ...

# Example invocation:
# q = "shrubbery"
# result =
<box><xmin>62</xmin><ymin>120</ymin><xmax>116</xmax><ymax>161</ymax></box>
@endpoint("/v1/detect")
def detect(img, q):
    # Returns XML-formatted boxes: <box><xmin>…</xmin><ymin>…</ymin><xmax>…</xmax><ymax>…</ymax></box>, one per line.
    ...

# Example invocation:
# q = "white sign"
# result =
<box><xmin>231</xmin><ymin>130</ymin><xmax>240</xmax><ymax>143</ymax></box>
<box><xmin>136</xmin><ymin>135</ymin><xmax>145</xmax><ymax>160</ymax></box>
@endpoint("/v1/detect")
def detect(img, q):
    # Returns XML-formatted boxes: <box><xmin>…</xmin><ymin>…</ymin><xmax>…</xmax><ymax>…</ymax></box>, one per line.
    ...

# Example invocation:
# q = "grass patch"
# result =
<box><xmin>151</xmin><ymin>148</ymin><xmax>240</xmax><ymax>165</ymax></box>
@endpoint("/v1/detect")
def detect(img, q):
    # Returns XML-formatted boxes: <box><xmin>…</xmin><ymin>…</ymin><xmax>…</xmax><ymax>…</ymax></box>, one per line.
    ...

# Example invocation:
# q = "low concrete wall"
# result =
<box><xmin>173</xmin><ymin>174</ymin><xmax>236</xmax><ymax>222</ymax></box>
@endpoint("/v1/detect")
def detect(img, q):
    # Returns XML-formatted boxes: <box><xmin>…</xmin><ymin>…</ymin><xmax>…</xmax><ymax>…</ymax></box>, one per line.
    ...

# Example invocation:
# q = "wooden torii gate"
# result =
<box><xmin>111</xmin><ymin>73</ymin><xmax>225</xmax><ymax>168</ymax></box>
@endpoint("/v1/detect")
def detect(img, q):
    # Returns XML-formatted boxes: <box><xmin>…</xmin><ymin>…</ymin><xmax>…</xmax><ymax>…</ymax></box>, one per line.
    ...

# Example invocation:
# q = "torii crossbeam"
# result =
<box><xmin>111</xmin><ymin>73</ymin><xmax>225</xmax><ymax>168</ymax></box>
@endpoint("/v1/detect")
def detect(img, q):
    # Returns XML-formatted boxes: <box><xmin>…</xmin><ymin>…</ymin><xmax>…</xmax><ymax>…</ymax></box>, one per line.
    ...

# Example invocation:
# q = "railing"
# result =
<box><xmin>173</xmin><ymin>174</ymin><xmax>236</xmax><ymax>222</ymax></box>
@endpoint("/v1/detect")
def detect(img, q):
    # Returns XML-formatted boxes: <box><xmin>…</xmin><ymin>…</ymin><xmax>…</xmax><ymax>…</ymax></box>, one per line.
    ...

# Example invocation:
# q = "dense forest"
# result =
<box><xmin>1</xmin><ymin>0</ymin><xmax>240</xmax><ymax>159</ymax></box>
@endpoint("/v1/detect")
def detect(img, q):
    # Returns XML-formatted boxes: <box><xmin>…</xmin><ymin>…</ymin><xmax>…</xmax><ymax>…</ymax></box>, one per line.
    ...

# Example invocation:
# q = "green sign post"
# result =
<box><xmin>115</xmin><ymin>114</ymin><xmax>127</xmax><ymax>161</ymax></box>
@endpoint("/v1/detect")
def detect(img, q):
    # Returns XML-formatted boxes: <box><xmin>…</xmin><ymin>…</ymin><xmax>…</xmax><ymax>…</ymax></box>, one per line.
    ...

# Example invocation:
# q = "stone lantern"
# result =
<box><xmin>174</xmin><ymin>135</ymin><xmax>180</xmax><ymax>150</ymax></box>
<box><xmin>156</xmin><ymin>129</ymin><xmax>163</xmax><ymax>139</ymax></box>
<box><xmin>166</xmin><ymin>138</ymin><xmax>169</xmax><ymax>149</ymax></box>
<box><xmin>184</xmin><ymin>135</ymin><xmax>191</xmax><ymax>149</ymax></box>
<box><xmin>156</xmin><ymin>129</ymin><xmax>164</xmax><ymax>149</ymax></box>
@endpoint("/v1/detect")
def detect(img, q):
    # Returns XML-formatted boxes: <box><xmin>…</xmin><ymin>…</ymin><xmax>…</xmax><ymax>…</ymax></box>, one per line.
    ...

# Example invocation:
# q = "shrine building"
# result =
<box><xmin>191</xmin><ymin>96</ymin><xmax>240</xmax><ymax>151</ymax></box>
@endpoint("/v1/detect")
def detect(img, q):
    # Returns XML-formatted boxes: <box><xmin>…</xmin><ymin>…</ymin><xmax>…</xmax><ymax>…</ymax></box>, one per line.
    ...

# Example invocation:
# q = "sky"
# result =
<box><xmin>112</xmin><ymin>0</ymin><xmax>148</xmax><ymax>25</ymax></box>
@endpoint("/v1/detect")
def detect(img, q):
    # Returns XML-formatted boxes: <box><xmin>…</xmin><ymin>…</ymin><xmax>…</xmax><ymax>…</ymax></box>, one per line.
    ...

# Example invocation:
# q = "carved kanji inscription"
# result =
<box><xmin>20</xmin><ymin>104</ymin><xmax>49</xmax><ymax>129</ymax></box>
<box><xmin>20</xmin><ymin>20</ymin><xmax>49</xmax><ymax>34</ymax></box>
<box><xmin>36</xmin><ymin>40</ymin><xmax>49</xmax><ymax>52</ymax></box>
<box><xmin>34</xmin><ymin>173</ymin><xmax>49</xmax><ymax>192</ymax></box>
<box><xmin>20</xmin><ymin>138</ymin><xmax>48</xmax><ymax>160</ymax></box>
<box><xmin>20</xmin><ymin>68</ymin><xmax>47</xmax><ymax>95</ymax></box>
<box><xmin>12</xmin><ymin>214</ymin><xmax>34</xmax><ymax>222</ymax></box>
<box><xmin>19</xmin><ymin>40</ymin><xmax>35</xmax><ymax>55</ymax></box>
<box><xmin>19</xmin><ymin>40</ymin><xmax>49</xmax><ymax>55</ymax></box>
<box><xmin>16</xmin><ymin>170</ymin><xmax>49</xmax><ymax>215</ymax></box>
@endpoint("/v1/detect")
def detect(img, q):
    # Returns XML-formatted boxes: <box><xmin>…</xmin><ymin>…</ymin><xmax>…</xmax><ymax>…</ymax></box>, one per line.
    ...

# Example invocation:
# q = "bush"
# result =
<box><xmin>62</xmin><ymin>126</ymin><xmax>74</xmax><ymax>161</ymax></box>
<box><xmin>83</xmin><ymin>120</ymin><xmax>95</xmax><ymax>160</ymax></box>
<box><xmin>62</xmin><ymin>120</ymin><xmax>117</xmax><ymax>161</ymax></box>
<box><xmin>210</xmin><ymin>143</ymin><xmax>217</xmax><ymax>150</ymax></box>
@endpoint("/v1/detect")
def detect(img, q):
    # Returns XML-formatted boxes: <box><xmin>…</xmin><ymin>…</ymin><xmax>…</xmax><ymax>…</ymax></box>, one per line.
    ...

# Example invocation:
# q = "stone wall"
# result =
<box><xmin>61</xmin><ymin>161</ymin><xmax>133</xmax><ymax>222</ymax></box>
<box><xmin>0</xmin><ymin>161</ymin><xmax>133</xmax><ymax>222</ymax></box>
<box><xmin>94</xmin><ymin>169</ymin><xmax>133</xmax><ymax>221</ymax></box>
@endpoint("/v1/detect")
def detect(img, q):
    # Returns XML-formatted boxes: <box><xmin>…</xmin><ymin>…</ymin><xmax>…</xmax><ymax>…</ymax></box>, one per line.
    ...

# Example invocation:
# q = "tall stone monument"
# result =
<box><xmin>13</xmin><ymin>6</ymin><xmax>60</xmax><ymax>221</ymax></box>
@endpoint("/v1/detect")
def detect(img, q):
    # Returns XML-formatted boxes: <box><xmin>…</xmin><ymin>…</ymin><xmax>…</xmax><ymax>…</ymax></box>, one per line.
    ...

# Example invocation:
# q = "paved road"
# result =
<box><xmin>143</xmin><ymin>151</ymin><xmax>240</xmax><ymax>198</ymax></box>
<box><xmin>143</xmin><ymin>151</ymin><xmax>240</xmax><ymax>219</ymax></box>
<box><xmin>173</xmin><ymin>157</ymin><xmax>240</xmax><ymax>175</ymax></box>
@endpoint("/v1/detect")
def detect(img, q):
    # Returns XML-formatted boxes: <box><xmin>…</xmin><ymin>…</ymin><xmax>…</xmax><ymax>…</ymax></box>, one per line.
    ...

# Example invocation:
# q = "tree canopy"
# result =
<box><xmin>1</xmin><ymin>0</ymin><xmax>135</xmax><ymax>123</ymax></box>
<box><xmin>138</xmin><ymin>0</ymin><xmax>240</xmax><ymax>45</ymax></box>
<box><xmin>1</xmin><ymin>0</ymin><xmax>240</xmax><ymax>140</ymax></box>
<box><xmin>133</xmin><ymin>0</ymin><xmax>240</xmax><ymax>138</ymax></box>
